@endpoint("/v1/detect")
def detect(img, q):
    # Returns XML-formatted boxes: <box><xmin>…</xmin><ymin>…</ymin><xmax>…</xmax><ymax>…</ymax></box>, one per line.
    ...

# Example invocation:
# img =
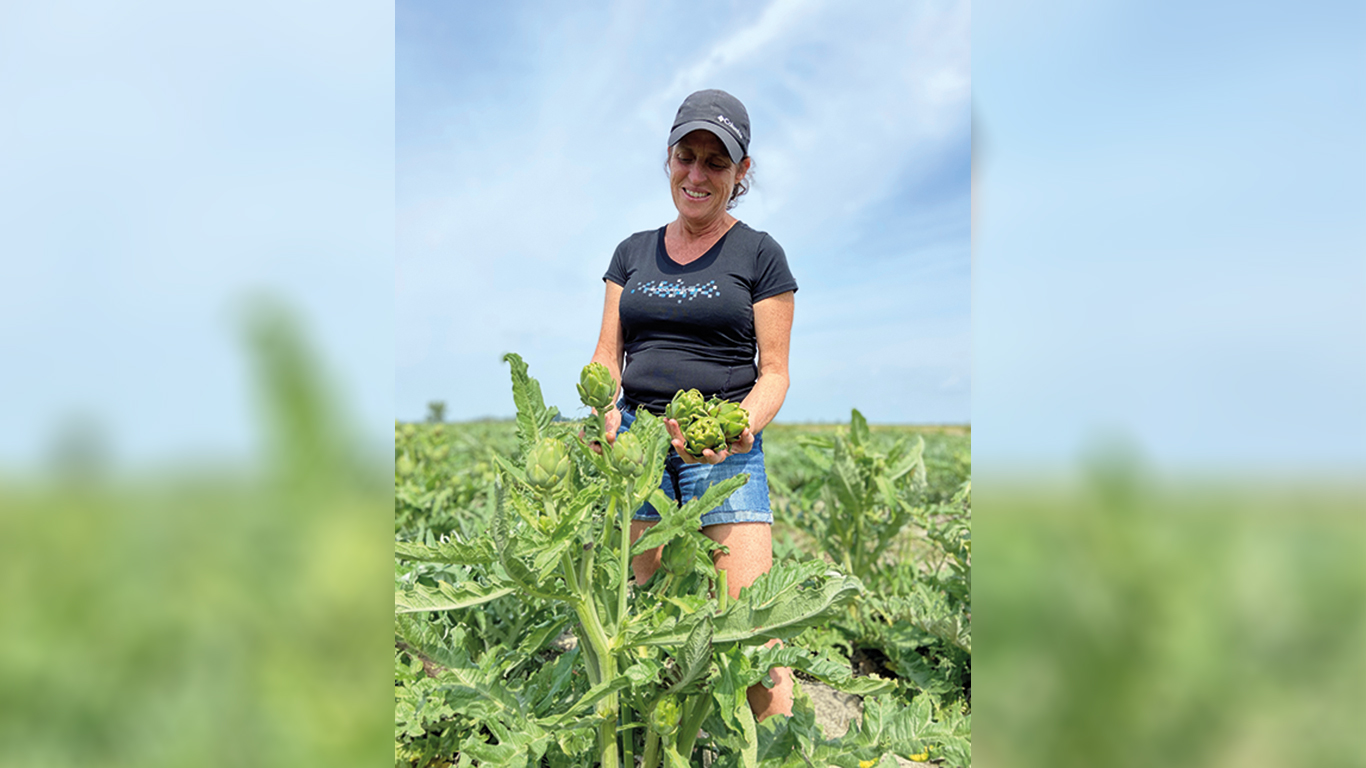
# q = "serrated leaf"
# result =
<box><xmin>395</xmin><ymin>579</ymin><xmax>516</xmax><ymax>614</ymax></box>
<box><xmin>437</xmin><ymin>665</ymin><xmax>524</xmax><ymax>724</ymax></box>
<box><xmin>753</xmin><ymin>645</ymin><xmax>894</xmax><ymax>698</ymax></box>
<box><xmin>631</xmin><ymin>474</ymin><xmax>749</xmax><ymax>556</ymax></box>
<box><xmin>738</xmin><ymin>559</ymin><xmax>828</xmax><ymax>611</ymax></box>
<box><xmin>640</xmin><ymin>567</ymin><xmax>863</xmax><ymax>647</ymax></box>
<box><xmin>503</xmin><ymin>352</ymin><xmax>559</xmax><ymax>452</ymax></box>
<box><xmin>665</xmin><ymin>615</ymin><xmax>713</xmax><ymax>693</ymax></box>
<box><xmin>395</xmin><ymin>613</ymin><xmax>470</xmax><ymax>672</ymax></box>
<box><xmin>394</xmin><ymin>537</ymin><xmax>496</xmax><ymax>565</ymax></box>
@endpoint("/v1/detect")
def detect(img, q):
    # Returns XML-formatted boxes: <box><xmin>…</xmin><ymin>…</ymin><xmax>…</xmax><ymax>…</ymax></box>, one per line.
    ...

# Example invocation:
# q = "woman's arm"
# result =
<box><xmin>665</xmin><ymin>290</ymin><xmax>794</xmax><ymax>463</ymax></box>
<box><xmin>591</xmin><ymin>282</ymin><xmax>626</xmax><ymax>381</ymax></box>
<box><xmin>739</xmin><ymin>291</ymin><xmax>795</xmax><ymax>434</ymax></box>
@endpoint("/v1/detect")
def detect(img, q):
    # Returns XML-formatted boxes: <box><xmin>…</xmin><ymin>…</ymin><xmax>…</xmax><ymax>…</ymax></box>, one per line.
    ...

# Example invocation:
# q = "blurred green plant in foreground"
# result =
<box><xmin>974</xmin><ymin>447</ymin><xmax>1366</xmax><ymax>768</ymax></box>
<box><xmin>0</xmin><ymin>299</ymin><xmax>392</xmax><ymax>768</ymax></box>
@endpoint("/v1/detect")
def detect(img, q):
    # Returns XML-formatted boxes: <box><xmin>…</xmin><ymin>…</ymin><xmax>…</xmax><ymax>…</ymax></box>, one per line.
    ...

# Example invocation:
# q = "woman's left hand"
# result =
<box><xmin>664</xmin><ymin>419</ymin><xmax>754</xmax><ymax>465</ymax></box>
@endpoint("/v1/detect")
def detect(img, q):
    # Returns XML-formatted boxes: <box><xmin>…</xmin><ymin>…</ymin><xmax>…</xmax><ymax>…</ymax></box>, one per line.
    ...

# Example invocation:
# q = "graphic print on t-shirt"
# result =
<box><xmin>632</xmin><ymin>278</ymin><xmax>720</xmax><ymax>304</ymax></box>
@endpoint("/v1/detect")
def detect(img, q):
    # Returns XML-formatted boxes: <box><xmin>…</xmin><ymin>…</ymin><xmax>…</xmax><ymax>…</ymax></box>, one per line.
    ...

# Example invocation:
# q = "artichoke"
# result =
<box><xmin>683</xmin><ymin>416</ymin><xmax>726</xmax><ymax>457</ymax></box>
<box><xmin>713</xmin><ymin>401</ymin><xmax>749</xmax><ymax>442</ymax></box>
<box><xmin>525</xmin><ymin>437</ymin><xmax>571</xmax><ymax>491</ymax></box>
<box><xmin>664</xmin><ymin>388</ymin><xmax>707</xmax><ymax>430</ymax></box>
<box><xmin>577</xmin><ymin>362</ymin><xmax>616</xmax><ymax>410</ymax></box>
<box><xmin>611</xmin><ymin>430</ymin><xmax>646</xmax><ymax>477</ymax></box>
<box><xmin>660</xmin><ymin>534</ymin><xmax>697</xmax><ymax>576</ymax></box>
<box><xmin>651</xmin><ymin>696</ymin><xmax>682</xmax><ymax>737</ymax></box>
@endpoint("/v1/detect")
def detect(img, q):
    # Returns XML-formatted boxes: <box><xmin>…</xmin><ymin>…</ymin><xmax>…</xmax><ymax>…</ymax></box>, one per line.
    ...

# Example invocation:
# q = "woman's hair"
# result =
<box><xmin>665</xmin><ymin>147</ymin><xmax>754</xmax><ymax>210</ymax></box>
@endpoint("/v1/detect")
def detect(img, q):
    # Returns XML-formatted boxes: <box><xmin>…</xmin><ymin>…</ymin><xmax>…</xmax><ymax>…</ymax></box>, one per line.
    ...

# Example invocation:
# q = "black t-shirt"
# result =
<box><xmin>603</xmin><ymin>222</ymin><xmax>798</xmax><ymax>414</ymax></box>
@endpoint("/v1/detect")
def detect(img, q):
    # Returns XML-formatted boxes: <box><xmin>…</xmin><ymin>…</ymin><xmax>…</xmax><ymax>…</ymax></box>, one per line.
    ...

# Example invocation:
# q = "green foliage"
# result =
<box><xmin>765</xmin><ymin>410</ymin><xmax>972</xmax><ymax>757</ymax></box>
<box><xmin>2</xmin><ymin>299</ymin><xmax>391</xmax><ymax>768</ymax></box>
<box><xmin>395</xmin><ymin>358</ymin><xmax>882</xmax><ymax>768</ymax></box>
<box><xmin>394</xmin><ymin>376</ymin><xmax>974</xmax><ymax>766</ymax></box>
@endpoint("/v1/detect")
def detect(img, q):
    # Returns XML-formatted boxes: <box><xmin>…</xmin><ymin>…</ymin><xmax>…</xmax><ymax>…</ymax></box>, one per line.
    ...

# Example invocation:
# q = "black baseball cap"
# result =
<box><xmin>667</xmin><ymin>89</ymin><xmax>750</xmax><ymax>164</ymax></box>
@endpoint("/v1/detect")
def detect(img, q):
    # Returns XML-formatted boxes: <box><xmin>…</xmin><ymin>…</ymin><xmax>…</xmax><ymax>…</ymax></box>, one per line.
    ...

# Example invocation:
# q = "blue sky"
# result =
<box><xmin>0</xmin><ymin>2</ymin><xmax>394</xmax><ymax>469</ymax></box>
<box><xmin>973</xmin><ymin>0</ymin><xmax>1365</xmax><ymax>471</ymax></box>
<box><xmin>395</xmin><ymin>0</ymin><xmax>973</xmax><ymax>426</ymax></box>
<box><xmin>3</xmin><ymin>0</ymin><xmax>1360</xmax><ymax>473</ymax></box>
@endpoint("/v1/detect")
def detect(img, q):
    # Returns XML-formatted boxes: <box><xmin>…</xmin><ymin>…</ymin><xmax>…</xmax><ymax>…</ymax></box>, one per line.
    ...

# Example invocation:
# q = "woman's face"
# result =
<box><xmin>668</xmin><ymin>130</ymin><xmax>749</xmax><ymax>228</ymax></box>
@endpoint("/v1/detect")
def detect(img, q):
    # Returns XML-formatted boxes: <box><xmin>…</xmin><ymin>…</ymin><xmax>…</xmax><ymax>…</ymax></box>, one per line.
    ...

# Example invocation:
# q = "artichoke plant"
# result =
<box><xmin>525</xmin><ymin>437</ymin><xmax>571</xmax><ymax>491</ymax></box>
<box><xmin>611</xmin><ymin>430</ymin><xmax>646</xmax><ymax>477</ymax></box>
<box><xmin>683</xmin><ymin>416</ymin><xmax>726</xmax><ymax>457</ymax></box>
<box><xmin>660</xmin><ymin>534</ymin><xmax>697</xmax><ymax>576</ymax></box>
<box><xmin>577</xmin><ymin>362</ymin><xmax>617</xmax><ymax>411</ymax></box>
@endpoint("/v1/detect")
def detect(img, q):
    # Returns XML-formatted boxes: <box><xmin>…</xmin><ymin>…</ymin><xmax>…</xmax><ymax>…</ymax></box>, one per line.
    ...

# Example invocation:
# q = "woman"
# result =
<box><xmin>587</xmin><ymin>89</ymin><xmax>797</xmax><ymax>722</ymax></box>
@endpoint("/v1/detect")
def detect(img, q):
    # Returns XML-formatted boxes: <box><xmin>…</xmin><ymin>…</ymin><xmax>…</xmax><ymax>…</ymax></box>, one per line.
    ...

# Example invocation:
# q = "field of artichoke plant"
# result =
<box><xmin>395</xmin><ymin>355</ymin><xmax>972</xmax><ymax>767</ymax></box>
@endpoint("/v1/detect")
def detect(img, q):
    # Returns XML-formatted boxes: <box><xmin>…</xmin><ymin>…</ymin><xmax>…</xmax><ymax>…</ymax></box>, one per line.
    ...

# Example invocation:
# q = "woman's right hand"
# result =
<box><xmin>588</xmin><ymin>407</ymin><xmax>622</xmax><ymax>454</ymax></box>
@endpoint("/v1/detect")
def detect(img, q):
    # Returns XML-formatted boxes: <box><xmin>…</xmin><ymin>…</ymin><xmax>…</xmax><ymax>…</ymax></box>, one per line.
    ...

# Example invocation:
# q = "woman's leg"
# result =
<box><xmin>628</xmin><ymin>520</ymin><xmax>793</xmax><ymax>722</ymax></box>
<box><xmin>704</xmin><ymin>522</ymin><xmax>793</xmax><ymax>722</ymax></box>
<box><xmin>630</xmin><ymin>519</ymin><xmax>662</xmax><ymax>585</ymax></box>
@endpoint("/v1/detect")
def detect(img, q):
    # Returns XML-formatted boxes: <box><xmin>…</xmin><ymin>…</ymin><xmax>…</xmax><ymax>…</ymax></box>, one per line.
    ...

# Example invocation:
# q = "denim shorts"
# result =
<box><xmin>616</xmin><ymin>405</ymin><xmax>773</xmax><ymax>527</ymax></box>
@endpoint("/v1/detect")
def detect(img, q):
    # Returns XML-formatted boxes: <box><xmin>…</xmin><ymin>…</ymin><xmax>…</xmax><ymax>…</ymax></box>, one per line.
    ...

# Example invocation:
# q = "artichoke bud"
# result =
<box><xmin>684</xmin><ymin>416</ymin><xmax>726</xmax><ymax>457</ymax></box>
<box><xmin>611</xmin><ymin>430</ymin><xmax>646</xmax><ymax>477</ymax></box>
<box><xmin>651</xmin><ymin>697</ymin><xmax>682</xmax><ymax>736</ymax></box>
<box><xmin>664</xmin><ymin>388</ymin><xmax>707</xmax><ymax>430</ymax></box>
<box><xmin>660</xmin><ymin>535</ymin><xmax>697</xmax><ymax>576</ymax></box>
<box><xmin>525</xmin><ymin>437</ymin><xmax>571</xmax><ymax>491</ymax></box>
<box><xmin>577</xmin><ymin>363</ymin><xmax>616</xmax><ymax>410</ymax></box>
<box><xmin>704</xmin><ymin>396</ymin><xmax>724</xmax><ymax>417</ymax></box>
<box><xmin>714</xmin><ymin>401</ymin><xmax>750</xmax><ymax>442</ymax></box>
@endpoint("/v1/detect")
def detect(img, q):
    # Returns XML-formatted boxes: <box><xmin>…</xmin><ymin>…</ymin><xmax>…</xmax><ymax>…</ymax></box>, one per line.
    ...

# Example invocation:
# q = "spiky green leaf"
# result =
<box><xmin>503</xmin><ymin>352</ymin><xmax>560</xmax><ymax>452</ymax></box>
<box><xmin>395</xmin><ymin>578</ymin><xmax>516</xmax><ymax>614</ymax></box>
<box><xmin>665</xmin><ymin>614</ymin><xmax>714</xmax><ymax>693</ymax></box>
<box><xmin>394</xmin><ymin>537</ymin><xmax>496</xmax><ymax>565</ymax></box>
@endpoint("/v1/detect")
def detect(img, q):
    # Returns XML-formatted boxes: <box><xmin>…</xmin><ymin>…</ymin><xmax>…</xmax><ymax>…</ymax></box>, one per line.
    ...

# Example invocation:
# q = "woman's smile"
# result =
<box><xmin>669</xmin><ymin>130</ymin><xmax>748</xmax><ymax>230</ymax></box>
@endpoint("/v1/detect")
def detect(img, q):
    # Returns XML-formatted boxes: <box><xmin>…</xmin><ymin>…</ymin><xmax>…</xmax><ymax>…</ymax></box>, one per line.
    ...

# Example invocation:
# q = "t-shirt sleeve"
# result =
<box><xmin>603</xmin><ymin>239</ymin><xmax>630</xmax><ymax>286</ymax></box>
<box><xmin>751</xmin><ymin>234</ymin><xmax>798</xmax><ymax>302</ymax></box>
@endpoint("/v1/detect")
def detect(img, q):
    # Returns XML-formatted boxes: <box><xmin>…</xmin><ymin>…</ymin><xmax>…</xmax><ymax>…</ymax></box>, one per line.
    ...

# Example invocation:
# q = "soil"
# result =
<box><xmin>801</xmin><ymin>680</ymin><xmax>923</xmax><ymax>766</ymax></box>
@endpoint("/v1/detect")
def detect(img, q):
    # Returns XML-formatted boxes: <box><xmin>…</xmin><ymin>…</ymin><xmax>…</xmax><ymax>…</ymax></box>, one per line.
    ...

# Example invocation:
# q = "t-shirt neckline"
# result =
<box><xmin>655</xmin><ymin>223</ymin><xmax>740</xmax><ymax>274</ymax></box>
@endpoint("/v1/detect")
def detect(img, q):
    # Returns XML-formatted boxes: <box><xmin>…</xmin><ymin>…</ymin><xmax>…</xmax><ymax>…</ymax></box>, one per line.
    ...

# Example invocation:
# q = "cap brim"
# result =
<box><xmin>668</xmin><ymin>121</ymin><xmax>745</xmax><ymax>164</ymax></box>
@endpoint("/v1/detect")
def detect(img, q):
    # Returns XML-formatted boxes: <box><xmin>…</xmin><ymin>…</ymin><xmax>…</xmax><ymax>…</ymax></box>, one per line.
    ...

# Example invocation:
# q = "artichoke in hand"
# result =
<box><xmin>664</xmin><ymin>388</ymin><xmax>707</xmax><ymax>431</ymax></box>
<box><xmin>713</xmin><ymin>401</ymin><xmax>750</xmax><ymax>442</ymax></box>
<box><xmin>666</xmin><ymin>388</ymin><xmax>752</xmax><ymax>458</ymax></box>
<box><xmin>683</xmin><ymin>416</ymin><xmax>727</xmax><ymax>457</ymax></box>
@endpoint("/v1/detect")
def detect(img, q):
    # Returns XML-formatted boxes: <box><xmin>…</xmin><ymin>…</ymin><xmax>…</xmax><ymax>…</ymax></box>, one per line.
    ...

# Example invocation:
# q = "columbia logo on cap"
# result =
<box><xmin>716</xmin><ymin>114</ymin><xmax>742</xmax><ymax>137</ymax></box>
